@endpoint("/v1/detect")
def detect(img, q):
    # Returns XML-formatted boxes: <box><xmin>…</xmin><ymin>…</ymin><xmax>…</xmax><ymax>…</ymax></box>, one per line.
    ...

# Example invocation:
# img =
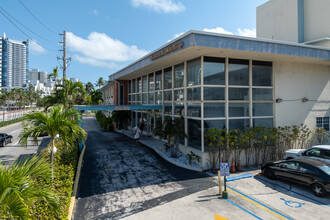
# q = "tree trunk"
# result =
<box><xmin>50</xmin><ymin>139</ymin><xmax>55</xmax><ymax>182</ymax></box>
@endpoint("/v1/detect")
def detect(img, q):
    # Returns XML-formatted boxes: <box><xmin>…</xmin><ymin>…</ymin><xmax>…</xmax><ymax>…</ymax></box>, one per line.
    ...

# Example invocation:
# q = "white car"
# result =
<box><xmin>284</xmin><ymin>145</ymin><xmax>330</xmax><ymax>164</ymax></box>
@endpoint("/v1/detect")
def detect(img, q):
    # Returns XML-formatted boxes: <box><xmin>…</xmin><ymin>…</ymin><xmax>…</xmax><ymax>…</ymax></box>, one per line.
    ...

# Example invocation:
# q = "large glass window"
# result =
<box><xmin>164</xmin><ymin>103</ymin><xmax>172</xmax><ymax>115</ymax></box>
<box><xmin>142</xmin><ymin>75</ymin><xmax>147</xmax><ymax>92</ymax></box>
<box><xmin>204</xmin><ymin>87</ymin><xmax>225</xmax><ymax>100</ymax></box>
<box><xmin>155</xmin><ymin>71</ymin><xmax>162</xmax><ymax>90</ymax></box>
<box><xmin>188</xmin><ymin>119</ymin><xmax>201</xmax><ymax>150</ymax></box>
<box><xmin>204</xmin><ymin>57</ymin><xmax>225</xmax><ymax>85</ymax></box>
<box><xmin>142</xmin><ymin>93</ymin><xmax>147</xmax><ymax>104</ymax></box>
<box><xmin>204</xmin><ymin>120</ymin><xmax>226</xmax><ymax>131</ymax></box>
<box><xmin>132</xmin><ymin>79</ymin><xmax>136</xmax><ymax>93</ymax></box>
<box><xmin>136</xmin><ymin>93</ymin><xmax>141</xmax><ymax>102</ymax></box>
<box><xmin>253</xmin><ymin>118</ymin><xmax>273</xmax><ymax>127</ymax></box>
<box><xmin>148</xmin><ymin>92</ymin><xmax>154</xmax><ymax>104</ymax></box>
<box><xmin>129</xmin><ymin>80</ymin><xmax>131</xmax><ymax>94</ymax></box>
<box><xmin>187</xmin><ymin>88</ymin><xmax>201</xmax><ymax>101</ymax></box>
<box><xmin>155</xmin><ymin>91</ymin><xmax>162</xmax><ymax>104</ymax></box>
<box><xmin>187</xmin><ymin>58</ymin><xmax>201</xmax><ymax>86</ymax></box>
<box><xmin>229</xmin><ymin>88</ymin><xmax>249</xmax><ymax>100</ymax></box>
<box><xmin>174</xmin><ymin>63</ymin><xmax>184</xmax><ymax>88</ymax></box>
<box><xmin>149</xmin><ymin>73</ymin><xmax>154</xmax><ymax>91</ymax></box>
<box><xmin>174</xmin><ymin>103</ymin><xmax>184</xmax><ymax>116</ymax></box>
<box><xmin>229</xmin><ymin>119</ymin><xmax>250</xmax><ymax>130</ymax></box>
<box><xmin>204</xmin><ymin>103</ymin><xmax>225</xmax><ymax>118</ymax></box>
<box><xmin>164</xmin><ymin>67</ymin><xmax>172</xmax><ymax>89</ymax></box>
<box><xmin>187</xmin><ymin>103</ymin><xmax>201</xmax><ymax>118</ymax></box>
<box><xmin>229</xmin><ymin>59</ymin><xmax>249</xmax><ymax>86</ymax></box>
<box><xmin>229</xmin><ymin>103</ymin><xmax>249</xmax><ymax>117</ymax></box>
<box><xmin>253</xmin><ymin>103</ymin><xmax>273</xmax><ymax>116</ymax></box>
<box><xmin>253</xmin><ymin>88</ymin><xmax>273</xmax><ymax>101</ymax></box>
<box><xmin>252</xmin><ymin>61</ymin><xmax>272</xmax><ymax>86</ymax></box>
<box><xmin>137</xmin><ymin>78</ymin><xmax>142</xmax><ymax>93</ymax></box>
<box><xmin>174</xmin><ymin>89</ymin><xmax>184</xmax><ymax>101</ymax></box>
<box><xmin>164</xmin><ymin>90</ymin><xmax>172</xmax><ymax>101</ymax></box>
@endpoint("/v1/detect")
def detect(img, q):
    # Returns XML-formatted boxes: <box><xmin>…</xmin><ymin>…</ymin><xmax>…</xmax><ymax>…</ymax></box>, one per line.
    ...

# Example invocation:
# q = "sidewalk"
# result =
<box><xmin>117</xmin><ymin>129</ymin><xmax>202</xmax><ymax>171</ymax></box>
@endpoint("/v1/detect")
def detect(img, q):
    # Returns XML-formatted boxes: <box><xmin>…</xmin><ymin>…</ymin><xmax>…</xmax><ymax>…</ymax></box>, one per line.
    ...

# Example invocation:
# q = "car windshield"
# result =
<box><xmin>318</xmin><ymin>165</ymin><xmax>330</xmax><ymax>175</ymax></box>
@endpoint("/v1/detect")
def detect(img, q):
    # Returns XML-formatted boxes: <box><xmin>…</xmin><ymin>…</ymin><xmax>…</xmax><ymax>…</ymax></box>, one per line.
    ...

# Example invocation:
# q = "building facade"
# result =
<box><xmin>28</xmin><ymin>69</ymin><xmax>47</xmax><ymax>84</ymax></box>
<box><xmin>106</xmin><ymin>31</ymin><xmax>330</xmax><ymax>169</ymax></box>
<box><xmin>0</xmin><ymin>34</ymin><xmax>29</xmax><ymax>88</ymax></box>
<box><xmin>257</xmin><ymin>0</ymin><xmax>330</xmax><ymax>47</ymax></box>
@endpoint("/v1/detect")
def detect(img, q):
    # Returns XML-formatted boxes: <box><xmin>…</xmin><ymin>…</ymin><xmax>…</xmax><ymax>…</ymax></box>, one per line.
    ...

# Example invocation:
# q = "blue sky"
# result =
<box><xmin>0</xmin><ymin>0</ymin><xmax>268</xmax><ymax>84</ymax></box>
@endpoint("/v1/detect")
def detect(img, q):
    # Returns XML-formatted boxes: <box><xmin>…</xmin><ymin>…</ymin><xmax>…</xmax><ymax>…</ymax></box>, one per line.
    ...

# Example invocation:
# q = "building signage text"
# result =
<box><xmin>115</xmin><ymin>106</ymin><xmax>130</xmax><ymax>111</ymax></box>
<box><xmin>150</xmin><ymin>42</ymin><xmax>183</xmax><ymax>60</ymax></box>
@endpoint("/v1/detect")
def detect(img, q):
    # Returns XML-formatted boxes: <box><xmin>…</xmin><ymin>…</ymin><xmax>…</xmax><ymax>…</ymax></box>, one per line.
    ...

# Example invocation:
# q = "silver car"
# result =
<box><xmin>284</xmin><ymin>145</ymin><xmax>330</xmax><ymax>164</ymax></box>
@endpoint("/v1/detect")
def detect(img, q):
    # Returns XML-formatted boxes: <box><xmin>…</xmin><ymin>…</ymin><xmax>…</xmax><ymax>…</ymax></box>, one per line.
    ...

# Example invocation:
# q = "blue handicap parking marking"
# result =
<box><xmin>280</xmin><ymin>198</ymin><xmax>305</xmax><ymax>208</ymax></box>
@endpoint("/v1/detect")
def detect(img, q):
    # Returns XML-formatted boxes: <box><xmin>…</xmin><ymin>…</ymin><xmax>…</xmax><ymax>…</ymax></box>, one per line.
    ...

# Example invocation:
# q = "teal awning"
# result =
<box><xmin>73</xmin><ymin>105</ymin><xmax>163</xmax><ymax>111</ymax></box>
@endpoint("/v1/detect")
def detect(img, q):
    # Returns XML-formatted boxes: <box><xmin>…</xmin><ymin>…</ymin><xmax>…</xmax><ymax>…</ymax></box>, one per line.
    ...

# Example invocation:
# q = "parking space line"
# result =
<box><xmin>254</xmin><ymin>176</ymin><xmax>330</xmax><ymax>207</ymax></box>
<box><xmin>210</xmin><ymin>178</ymin><xmax>293</xmax><ymax>220</ymax></box>
<box><xmin>225</xmin><ymin>199</ymin><xmax>263</xmax><ymax>220</ymax></box>
<box><xmin>226</xmin><ymin>185</ymin><xmax>293</xmax><ymax>220</ymax></box>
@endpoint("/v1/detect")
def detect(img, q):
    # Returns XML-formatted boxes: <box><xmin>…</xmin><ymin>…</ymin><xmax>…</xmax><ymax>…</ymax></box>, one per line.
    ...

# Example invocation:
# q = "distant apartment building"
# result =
<box><xmin>0</xmin><ymin>33</ymin><xmax>29</xmax><ymax>89</ymax></box>
<box><xmin>28</xmin><ymin>69</ymin><xmax>47</xmax><ymax>84</ymax></box>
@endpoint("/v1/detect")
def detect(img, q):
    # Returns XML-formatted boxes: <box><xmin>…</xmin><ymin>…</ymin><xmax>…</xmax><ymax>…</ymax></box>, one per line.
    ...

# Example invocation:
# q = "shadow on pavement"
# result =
<box><xmin>254</xmin><ymin>175</ymin><xmax>330</xmax><ymax>205</ymax></box>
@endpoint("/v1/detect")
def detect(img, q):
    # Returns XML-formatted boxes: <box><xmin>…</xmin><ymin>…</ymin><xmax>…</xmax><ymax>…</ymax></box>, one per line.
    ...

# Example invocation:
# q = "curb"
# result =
<box><xmin>117</xmin><ymin>130</ymin><xmax>202</xmax><ymax>172</ymax></box>
<box><xmin>67</xmin><ymin>144</ymin><xmax>86</xmax><ymax>220</ymax></box>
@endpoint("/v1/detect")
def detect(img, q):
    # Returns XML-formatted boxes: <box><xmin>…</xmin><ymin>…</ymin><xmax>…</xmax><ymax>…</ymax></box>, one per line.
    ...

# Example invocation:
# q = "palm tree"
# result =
<box><xmin>57</xmin><ymin>79</ymin><xmax>86</xmax><ymax>109</ymax></box>
<box><xmin>0</xmin><ymin>90</ymin><xmax>8</xmax><ymax>122</ymax></box>
<box><xmin>0</xmin><ymin>155</ymin><xmax>60</xmax><ymax>219</ymax></box>
<box><xmin>95</xmin><ymin>77</ymin><xmax>105</xmax><ymax>89</ymax></box>
<box><xmin>85</xmin><ymin>82</ymin><xmax>94</xmax><ymax>94</ymax></box>
<box><xmin>19</xmin><ymin>105</ymin><xmax>87</xmax><ymax>181</ymax></box>
<box><xmin>90</xmin><ymin>89</ymin><xmax>103</xmax><ymax>105</ymax></box>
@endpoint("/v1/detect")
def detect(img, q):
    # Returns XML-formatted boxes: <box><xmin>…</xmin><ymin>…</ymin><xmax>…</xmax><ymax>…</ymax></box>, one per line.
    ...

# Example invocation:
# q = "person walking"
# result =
<box><xmin>133</xmin><ymin>126</ymin><xmax>141</xmax><ymax>147</ymax></box>
<box><xmin>139</xmin><ymin>119</ymin><xmax>145</xmax><ymax>138</ymax></box>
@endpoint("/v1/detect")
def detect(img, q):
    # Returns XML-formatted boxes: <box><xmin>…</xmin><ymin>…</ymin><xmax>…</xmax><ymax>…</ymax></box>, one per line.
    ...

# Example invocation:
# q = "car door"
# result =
<box><xmin>321</xmin><ymin>149</ymin><xmax>330</xmax><ymax>164</ymax></box>
<box><xmin>275</xmin><ymin>161</ymin><xmax>301</xmax><ymax>183</ymax></box>
<box><xmin>295</xmin><ymin>163</ymin><xmax>319</xmax><ymax>185</ymax></box>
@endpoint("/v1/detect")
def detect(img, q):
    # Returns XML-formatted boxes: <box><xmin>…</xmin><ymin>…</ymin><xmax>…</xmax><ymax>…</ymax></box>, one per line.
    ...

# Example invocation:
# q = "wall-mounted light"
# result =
<box><xmin>302</xmin><ymin>97</ymin><xmax>309</xmax><ymax>102</ymax></box>
<box><xmin>276</xmin><ymin>98</ymin><xmax>283</xmax><ymax>103</ymax></box>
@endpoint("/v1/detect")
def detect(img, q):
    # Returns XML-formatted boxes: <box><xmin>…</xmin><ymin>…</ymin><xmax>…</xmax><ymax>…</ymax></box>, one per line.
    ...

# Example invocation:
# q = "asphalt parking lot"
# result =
<box><xmin>73</xmin><ymin>118</ymin><xmax>330</xmax><ymax>220</ymax></box>
<box><xmin>73</xmin><ymin>118</ymin><xmax>215</xmax><ymax>220</ymax></box>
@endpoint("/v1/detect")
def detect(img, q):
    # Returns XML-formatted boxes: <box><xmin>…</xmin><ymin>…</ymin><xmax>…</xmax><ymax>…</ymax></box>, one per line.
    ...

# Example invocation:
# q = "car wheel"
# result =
<box><xmin>9</xmin><ymin>138</ymin><xmax>12</xmax><ymax>143</ymax></box>
<box><xmin>3</xmin><ymin>140</ymin><xmax>6</xmax><ymax>147</ymax></box>
<box><xmin>312</xmin><ymin>184</ymin><xmax>326</xmax><ymax>197</ymax></box>
<box><xmin>264</xmin><ymin>168</ymin><xmax>277</xmax><ymax>180</ymax></box>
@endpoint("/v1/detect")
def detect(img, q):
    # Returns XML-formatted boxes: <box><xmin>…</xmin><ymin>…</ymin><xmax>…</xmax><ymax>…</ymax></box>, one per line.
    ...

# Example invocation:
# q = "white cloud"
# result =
<box><xmin>237</xmin><ymin>28</ymin><xmax>256</xmax><ymax>37</ymax></box>
<box><xmin>66</xmin><ymin>32</ymin><xmax>148</xmax><ymax>68</ymax></box>
<box><xmin>203</xmin><ymin>27</ymin><xmax>233</xmax><ymax>35</ymax></box>
<box><xmin>203</xmin><ymin>27</ymin><xmax>256</xmax><ymax>38</ymax></box>
<box><xmin>131</xmin><ymin>0</ymin><xmax>185</xmax><ymax>13</ymax></box>
<box><xmin>29</xmin><ymin>40</ymin><xmax>46</xmax><ymax>55</ymax></box>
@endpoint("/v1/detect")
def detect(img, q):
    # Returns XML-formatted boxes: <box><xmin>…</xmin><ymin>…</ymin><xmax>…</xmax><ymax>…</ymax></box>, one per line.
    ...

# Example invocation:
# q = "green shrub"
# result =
<box><xmin>0</xmin><ymin>117</ymin><xmax>25</xmax><ymax>128</ymax></box>
<box><xmin>95</xmin><ymin>111</ymin><xmax>113</xmax><ymax>131</ymax></box>
<box><xmin>31</xmin><ymin>144</ymin><xmax>78</xmax><ymax>219</ymax></box>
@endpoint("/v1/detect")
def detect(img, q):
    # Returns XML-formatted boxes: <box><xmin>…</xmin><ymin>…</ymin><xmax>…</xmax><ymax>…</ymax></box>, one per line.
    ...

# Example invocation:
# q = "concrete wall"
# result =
<box><xmin>257</xmin><ymin>0</ymin><xmax>299</xmax><ymax>42</ymax></box>
<box><xmin>304</xmin><ymin>0</ymin><xmax>330</xmax><ymax>42</ymax></box>
<box><xmin>274</xmin><ymin>61</ymin><xmax>330</xmax><ymax>130</ymax></box>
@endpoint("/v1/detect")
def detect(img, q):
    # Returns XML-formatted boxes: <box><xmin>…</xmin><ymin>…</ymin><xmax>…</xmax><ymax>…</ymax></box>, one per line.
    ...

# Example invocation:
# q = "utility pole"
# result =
<box><xmin>58</xmin><ymin>31</ymin><xmax>70</xmax><ymax>79</ymax></box>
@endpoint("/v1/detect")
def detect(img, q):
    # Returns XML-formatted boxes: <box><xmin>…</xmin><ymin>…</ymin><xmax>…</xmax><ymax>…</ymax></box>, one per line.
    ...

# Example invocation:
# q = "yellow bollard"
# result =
<box><xmin>218</xmin><ymin>171</ymin><xmax>222</xmax><ymax>195</ymax></box>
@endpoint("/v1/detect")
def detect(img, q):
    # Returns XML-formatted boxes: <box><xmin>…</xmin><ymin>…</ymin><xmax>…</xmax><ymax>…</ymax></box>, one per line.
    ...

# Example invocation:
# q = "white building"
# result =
<box><xmin>103</xmin><ymin>0</ymin><xmax>330</xmax><ymax>170</ymax></box>
<box><xmin>257</xmin><ymin>0</ymin><xmax>330</xmax><ymax>47</ymax></box>
<box><xmin>0</xmin><ymin>33</ymin><xmax>28</xmax><ymax>88</ymax></box>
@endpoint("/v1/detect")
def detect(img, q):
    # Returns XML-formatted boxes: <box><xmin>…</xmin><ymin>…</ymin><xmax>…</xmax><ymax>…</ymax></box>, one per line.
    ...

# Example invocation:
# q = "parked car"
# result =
<box><xmin>0</xmin><ymin>133</ymin><xmax>13</xmax><ymax>147</ymax></box>
<box><xmin>261</xmin><ymin>158</ymin><xmax>330</xmax><ymax>197</ymax></box>
<box><xmin>284</xmin><ymin>145</ymin><xmax>330</xmax><ymax>164</ymax></box>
